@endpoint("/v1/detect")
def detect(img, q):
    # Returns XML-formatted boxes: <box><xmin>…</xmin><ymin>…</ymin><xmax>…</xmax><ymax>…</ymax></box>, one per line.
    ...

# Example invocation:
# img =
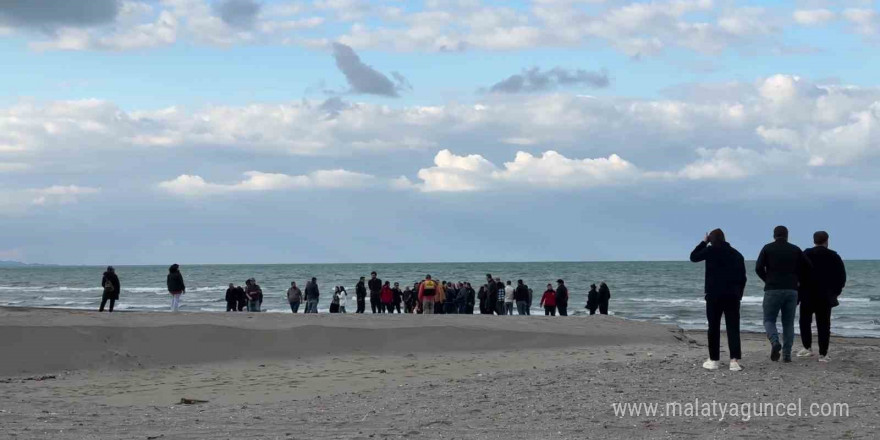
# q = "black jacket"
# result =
<box><xmin>587</xmin><ymin>288</ymin><xmax>599</xmax><ymax>309</ymax></box>
<box><xmin>556</xmin><ymin>285</ymin><xmax>569</xmax><ymax>306</ymax></box>
<box><xmin>368</xmin><ymin>278</ymin><xmax>382</xmax><ymax>295</ymax></box>
<box><xmin>305</xmin><ymin>282</ymin><xmax>320</xmax><ymax>300</ymax></box>
<box><xmin>800</xmin><ymin>246</ymin><xmax>847</xmax><ymax>308</ymax></box>
<box><xmin>101</xmin><ymin>272</ymin><xmax>121</xmax><ymax>300</ymax></box>
<box><xmin>356</xmin><ymin>281</ymin><xmax>367</xmax><ymax>299</ymax></box>
<box><xmin>167</xmin><ymin>272</ymin><xmax>185</xmax><ymax>293</ymax></box>
<box><xmin>756</xmin><ymin>239</ymin><xmax>810</xmax><ymax>291</ymax></box>
<box><xmin>690</xmin><ymin>241</ymin><xmax>747</xmax><ymax>298</ymax></box>
<box><xmin>234</xmin><ymin>286</ymin><xmax>247</xmax><ymax>302</ymax></box>
<box><xmin>225</xmin><ymin>288</ymin><xmax>236</xmax><ymax>302</ymax></box>
<box><xmin>466</xmin><ymin>287</ymin><xmax>476</xmax><ymax>305</ymax></box>
<box><xmin>514</xmin><ymin>285</ymin><xmax>530</xmax><ymax>302</ymax></box>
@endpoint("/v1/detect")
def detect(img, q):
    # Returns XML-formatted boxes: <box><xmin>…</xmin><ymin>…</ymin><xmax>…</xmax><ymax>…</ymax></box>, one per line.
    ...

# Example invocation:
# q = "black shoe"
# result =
<box><xmin>771</xmin><ymin>342</ymin><xmax>782</xmax><ymax>362</ymax></box>
<box><xmin>783</xmin><ymin>355</ymin><xmax>792</xmax><ymax>363</ymax></box>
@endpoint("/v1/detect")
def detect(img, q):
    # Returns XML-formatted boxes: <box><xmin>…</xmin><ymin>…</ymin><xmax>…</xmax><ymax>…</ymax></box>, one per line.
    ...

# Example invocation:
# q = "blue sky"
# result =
<box><xmin>1</xmin><ymin>0</ymin><xmax>879</xmax><ymax>264</ymax></box>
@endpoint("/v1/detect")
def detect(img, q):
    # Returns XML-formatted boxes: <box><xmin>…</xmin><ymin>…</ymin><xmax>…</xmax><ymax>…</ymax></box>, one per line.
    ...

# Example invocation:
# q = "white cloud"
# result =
<box><xmin>416</xmin><ymin>149</ymin><xmax>641</xmax><ymax>192</ymax></box>
<box><xmin>843</xmin><ymin>8</ymin><xmax>879</xmax><ymax>36</ymax></box>
<box><xmin>158</xmin><ymin>169</ymin><xmax>376</xmax><ymax>196</ymax></box>
<box><xmin>793</xmin><ymin>9</ymin><xmax>836</xmax><ymax>26</ymax></box>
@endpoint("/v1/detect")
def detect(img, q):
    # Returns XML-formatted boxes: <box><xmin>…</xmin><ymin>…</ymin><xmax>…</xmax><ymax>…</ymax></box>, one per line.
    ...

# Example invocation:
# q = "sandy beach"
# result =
<box><xmin>1</xmin><ymin>307</ymin><xmax>878</xmax><ymax>439</ymax></box>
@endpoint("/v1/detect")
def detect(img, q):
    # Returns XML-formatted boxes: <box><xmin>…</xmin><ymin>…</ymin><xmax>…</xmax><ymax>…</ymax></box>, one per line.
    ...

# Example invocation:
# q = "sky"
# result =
<box><xmin>1</xmin><ymin>0</ymin><xmax>879</xmax><ymax>265</ymax></box>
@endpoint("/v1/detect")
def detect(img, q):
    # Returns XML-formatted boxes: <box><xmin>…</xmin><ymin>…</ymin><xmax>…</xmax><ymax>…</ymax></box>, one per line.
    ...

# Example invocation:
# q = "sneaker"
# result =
<box><xmin>796</xmin><ymin>348</ymin><xmax>813</xmax><ymax>358</ymax></box>
<box><xmin>818</xmin><ymin>355</ymin><xmax>830</xmax><ymax>363</ymax></box>
<box><xmin>729</xmin><ymin>360</ymin><xmax>743</xmax><ymax>371</ymax></box>
<box><xmin>702</xmin><ymin>359</ymin><xmax>721</xmax><ymax>370</ymax></box>
<box><xmin>770</xmin><ymin>342</ymin><xmax>782</xmax><ymax>362</ymax></box>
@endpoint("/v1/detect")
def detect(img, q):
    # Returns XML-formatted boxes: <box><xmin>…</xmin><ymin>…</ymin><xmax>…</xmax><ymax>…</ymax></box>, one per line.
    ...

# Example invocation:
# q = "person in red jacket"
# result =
<box><xmin>380</xmin><ymin>281</ymin><xmax>394</xmax><ymax>313</ymax></box>
<box><xmin>418</xmin><ymin>275</ymin><xmax>440</xmax><ymax>314</ymax></box>
<box><xmin>540</xmin><ymin>284</ymin><xmax>557</xmax><ymax>316</ymax></box>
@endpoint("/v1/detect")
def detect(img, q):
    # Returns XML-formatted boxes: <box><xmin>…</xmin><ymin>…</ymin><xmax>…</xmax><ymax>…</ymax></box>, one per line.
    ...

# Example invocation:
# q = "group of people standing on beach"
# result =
<box><xmin>690</xmin><ymin>226</ymin><xmax>846</xmax><ymax>372</ymax></box>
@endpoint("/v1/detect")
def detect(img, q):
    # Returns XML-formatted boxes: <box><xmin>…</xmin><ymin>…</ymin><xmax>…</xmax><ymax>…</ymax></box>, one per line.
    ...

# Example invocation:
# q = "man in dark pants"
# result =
<box><xmin>756</xmin><ymin>225</ymin><xmax>812</xmax><ymax>363</ymax></box>
<box><xmin>355</xmin><ymin>276</ymin><xmax>367</xmax><ymax>313</ymax></box>
<box><xmin>100</xmin><ymin>266</ymin><xmax>120</xmax><ymax>312</ymax></box>
<box><xmin>690</xmin><ymin>229</ymin><xmax>747</xmax><ymax>371</ymax></box>
<box><xmin>797</xmin><ymin>231</ymin><xmax>847</xmax><ymax>362</ymax></box>
<box><xmin>555</xmin><ymin>279</ymin><xmax>569</xmax><ymax>316</ymax></box>
<box><xmin>368</xmin><ymin>272</ymin><xmax>382</xmax><ymax>313</ymax></box>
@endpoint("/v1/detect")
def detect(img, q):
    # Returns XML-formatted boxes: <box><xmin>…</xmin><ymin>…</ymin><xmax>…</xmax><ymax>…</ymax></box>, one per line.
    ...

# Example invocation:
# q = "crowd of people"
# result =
<box><xmin>95</xmin><ymin>225</ymin><xmax>848</xmax><ymax>370</ymax></box>
<box><xmin>690</xmin><ymin>226</ymin><xmax>847</xmax><ymax>371</ymax></box>
<box><xmin>217</xmin><ymin>271</ymin><xmax>613</xmax><ymax>317</ymax></box>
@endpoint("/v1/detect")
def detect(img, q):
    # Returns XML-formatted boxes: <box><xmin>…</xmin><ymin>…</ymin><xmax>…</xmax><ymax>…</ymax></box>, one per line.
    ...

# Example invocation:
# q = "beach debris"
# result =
<box><xmin>146</xmin><ymin>435</ymin><xmax>165</xmax><ymax>440</ymax></box>
<box><xmin>179</xmin><ymin>398</ymin><xmax>209</xmax><ymax>405</ymax></box>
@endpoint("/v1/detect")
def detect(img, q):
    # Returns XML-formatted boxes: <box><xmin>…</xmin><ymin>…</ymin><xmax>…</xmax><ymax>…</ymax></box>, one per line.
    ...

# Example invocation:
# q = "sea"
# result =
<box><xmin>1</xmin><ymin>262</ymin><xmax>878</xmax><ymax>337</ymax></box>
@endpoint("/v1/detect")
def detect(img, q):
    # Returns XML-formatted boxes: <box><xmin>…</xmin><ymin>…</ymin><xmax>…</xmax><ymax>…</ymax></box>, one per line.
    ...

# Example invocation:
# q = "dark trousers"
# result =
<box><xmin>236</xmin><ymin>299</ymin><xmax>246</xmax><ymax>311</ymax></box>
<box><xmin>226</xmin><ymin>300</ymin><xmax>236</xmax><ymax>312</ymax></box>
<box><xmin>356</xmin><ymin>297</ymin><xmax>366</xmax><ymax>313</ymax></box>
<box><xmin>496</xmin><ymin>300</ymin><xmax>505</xmax><ymax>315</ymax></box>
<box><xmin>99</xmin><ymin>294</ymin><xmax>116</xmax><ymax>312</ymax></box>
<box><xmin>370</xmin><ymin>295</ymin><xmax>380</xmax><ymax>313</ymax></box>
<box><xmin>289</xmin><ymin>301</ymin><xmax>300</xmax><ymax>313</ymax></box>
<box><xmin>544</xmin><ymin>306</ymin><xmax>556</xmax><ymax>316</ymax></box>
<box><xmin>800</xmin><ymin>302</ymin><xmax>832</xmax><ymax>356</ymax></box>
<box><xmin>706</xmin><ymin>295</ymin><xmax>742</xmax><ymax>360</ymax></box>
<box><xmin>465</xmin><ymin>304</ymin><xmax>474</xmax><ymax>314</ymax></box>
<box><xmin>588</xmin><ymin>308</ymin><xmax>597</xmax><ymax>315</ymax></box>
<box><xmin>392</xmin><ymin>303</ymin><xmax>402</xmax><ymax>313</ymax></box>
<box><xmin>557</xmin><ymin>305</ymin><xmax>568</xmax><ymax>316</ymax></box>
<box><xmin>599</xmin><ymin>300</ymin><xmax>609</xmax><ymax>315</ymax></box>
<box><xmin>445</xmin><ymin>303</ymin><xmax>457</xmax><ymax>314</ymax></box>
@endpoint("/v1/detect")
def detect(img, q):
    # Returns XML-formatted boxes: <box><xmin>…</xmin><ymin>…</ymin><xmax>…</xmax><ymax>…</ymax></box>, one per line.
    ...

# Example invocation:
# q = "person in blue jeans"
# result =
<box><xmin>756</xmin><ymin>226</ymin><xmax>811</xmax><ymax>363</ymax></box>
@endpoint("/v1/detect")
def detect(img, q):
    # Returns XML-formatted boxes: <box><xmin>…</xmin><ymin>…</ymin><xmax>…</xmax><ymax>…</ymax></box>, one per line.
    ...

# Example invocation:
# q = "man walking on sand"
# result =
<box><xmin>368</xmin><ymin>272</ymin><xmax>382</xmax><ymax>314</ymax></box>
<box><xmin>418</xmin><ymin>275</ymin><xmax>438</xmax><ymax>314</ymax></box>
<box><xmin>797</xmin><ymin>231</ymin><xmax>847</xmax><ymax>362</ymax></box>
<box><xmin>756</xmin><ymin>226</ymin><xmax>811</xmax><ymax>363</ymax></box>
<box><xmin>690</xmin><ymin>229</ymin><xmax>747</xmax><ymax>371</ymax></box>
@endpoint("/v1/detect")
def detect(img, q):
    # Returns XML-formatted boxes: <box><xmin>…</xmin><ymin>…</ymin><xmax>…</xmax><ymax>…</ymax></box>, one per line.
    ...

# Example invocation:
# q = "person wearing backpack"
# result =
<box><xmin>166</xmin><ymin>264</ymin><xmax>185</xmax><ymax>312</ymax></box>
<box><xmin>99</xmin><ymin>266</ymin><xmax>120</xmax><ymax>312</ymax></box>
<box><xmin>418</xmin><ymin>275</ymin><xmax>438</xmax><ymax>314</ymax></box>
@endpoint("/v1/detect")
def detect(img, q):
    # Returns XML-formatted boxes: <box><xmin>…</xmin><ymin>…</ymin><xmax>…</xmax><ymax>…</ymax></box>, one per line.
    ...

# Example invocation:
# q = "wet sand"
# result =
<box><xmin>1</xmin><ymin>307</ymin><xmax>878</xmax><ymax>439</ymax></box>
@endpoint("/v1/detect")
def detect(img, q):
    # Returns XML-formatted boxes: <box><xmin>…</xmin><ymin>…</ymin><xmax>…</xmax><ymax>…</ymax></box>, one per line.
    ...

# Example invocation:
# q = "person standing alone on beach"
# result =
<box><xmin>690</xmin><ymin>229</ymin><xmax>747</xmax><ymax>371</ymax></box>
<box><xmin>556</xmin><ymin>280</ymin><xmax>569</xmax><ymax>316</ymax></box>
<box><xmin>368</xmin><ymin>272</ymin><xmax>382</xmax><ymax>314</ymax></box>
<box><xmin>167</xmin><ymin>264</ymin><xmax>185</xmax><ymax>312</ymax></box>
<box><xmin>305</xmin><ymin>277</ymin><xmax>320</xmax><ymax>313</ymax></box>
<box><xmin>287</xmin><ymin>282</ymin><xmax>303</xmax><ymax>313</ymax></box>
<box><xmin>756</xmin><ymin>226</ymin><xmax>811</xmax><ymax>363</ymax></box>
<box><xmin>541</xmin><ymin>284</ymin><xmax>556</xmax><ymax>316</ymax></box>
<box><xmin>797</xmin><ymin>231</ymin><xmax>847</xmax><ymax>362</ymax></box>
<box><xmin>355</xmin><ymin>277</ymin><xmax>367</xmax><ymax>313</ymax></box>
<box><xmin>99</xmin><ymin>266</ymin><xmax>120</xmax><ymax>312</ymax></box>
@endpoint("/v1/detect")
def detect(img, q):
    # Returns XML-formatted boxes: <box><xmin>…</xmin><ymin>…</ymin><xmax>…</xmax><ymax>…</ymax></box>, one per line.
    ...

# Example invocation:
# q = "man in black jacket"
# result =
<box><xmin>556</xmin><ymin>280</ymin><xmax>569</xmax><ymax>316</ymax></box>
<box><xmin>305</xmin><ymin>277</ymin><xmax>320</xmax><ymax>313</ymax></box>
<box><xmin>225</xmin><ymin>283</ymin><xmax>237</xmax><ymax>312</ymax></box>
<box><xmin>514</xmin><ymin>280</ymin><xmax>530</xmax><ymax>315</ymax></box>
<box><xmin>756</xmin><ymin>226</ymin><xmax>811</xmax><ymax>363</ymax></box>
<box><xmin>355</xmin><ymin>277</ymin><xmax>367</xmax><ymax>313</ymax></box>
<box><xmin>484</xmin><ymin>274</ymin><xmax>496</xmax><ymax>314</ymax></box>
<box><xmin>797</xmin><ymin>231</ymin><xmax>846</xmax><ymax>362</ymax></box>
<box><xmin>368</xmin><ymin>272</ymin><xmax>382</xmax><ymax>313</ymax></box>
<box><xmin>690</xmin><ymin>229</ymin><xmax>747</xmax><ymax>371</ymax></box>
<box><xmin>100</xmin><ymin>266</ymin><xmax>120</xmax><ymax>312</ymax></box>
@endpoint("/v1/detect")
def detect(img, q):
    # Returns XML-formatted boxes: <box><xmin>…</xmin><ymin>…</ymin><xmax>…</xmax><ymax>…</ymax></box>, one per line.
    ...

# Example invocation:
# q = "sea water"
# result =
<box><xmin>1</xmin><ymin>261</ymin><xmax>878</xmax><ymax>337</ymax></box>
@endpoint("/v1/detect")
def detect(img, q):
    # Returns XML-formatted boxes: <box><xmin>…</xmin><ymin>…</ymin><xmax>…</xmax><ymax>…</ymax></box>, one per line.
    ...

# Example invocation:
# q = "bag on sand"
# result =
<box><xmin>103</xmin><ymin>280</ymin><xmax>115</xmax><ymax>295</ymax></box>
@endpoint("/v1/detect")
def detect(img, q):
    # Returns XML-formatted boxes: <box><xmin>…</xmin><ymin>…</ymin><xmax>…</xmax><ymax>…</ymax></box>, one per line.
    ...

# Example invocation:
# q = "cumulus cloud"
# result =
<box><xmin>214</xmin><ymin>0</ymin><xmax>261</xmax><ymax>29</ymax></box>
<box><xmin>415</xmin><ymin>149</ymin><xmax>641</xmax><ymax>192</ymax></box>
<box><xmin>486</xmin><ymin>67</ymin><xmax>610</xmax><ymax>94</ymax></box>
<box><xmin>331</xmin><ymin>42</ymin><xmax>408</xmax><ymax>97</ymax></box>
<box><xmin>158</xmin><ymin>170</ymin><xmax>375</xmax><ymax>196</ymax></box>
<box><xmin>0</xmin><ymin>0</ymin><xmax>119</xmax><ymax>29</ymax></box>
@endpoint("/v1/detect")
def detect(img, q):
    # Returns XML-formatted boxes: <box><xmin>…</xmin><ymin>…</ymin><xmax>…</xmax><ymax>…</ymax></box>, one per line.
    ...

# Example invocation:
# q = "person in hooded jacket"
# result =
<box><xmin>586</xmin><ymin>284</ymin><xmax>599</xmax><ymax>315</ymax></box>
<box><xmin>166</xmin><ymin>264</ymin><xmax>185</xmax><ymax>312</ymax></box>
<box><xmin>540</xmin><ymin>284</ymin><xmax>556</xmax><ymax>316</ymax></box>
<box><xmin>797</xmin><ymin>231</ymin><xmax>847</xmax><ymax>362</ymax></box>
<box><xmin>355</xmin><ymin>277</ymin><xmax>367</xmax><ymax>313</ymax></box>
<box><xmin>556</xmin><ymin>280</ymin><xmax>569</xmax><ymax>316</ymax></box>
<box><xmin>225</xmin><ymin>283</ymin><xmax>237</xmax><ymax>312</ymax></box>
<box><xmin>598</xmin><ymin>282</ymin><xmax>611</xmax><ymax>315</ymax></box>
<box><xmin>690</xmin><ymin>228</ymin><xmax>747</xmax><ymax>372</ymax></box>
<box><xmin>100</xmin><ymin>266</ymin><xmax>120</xmax><ymax>312</ymax></box>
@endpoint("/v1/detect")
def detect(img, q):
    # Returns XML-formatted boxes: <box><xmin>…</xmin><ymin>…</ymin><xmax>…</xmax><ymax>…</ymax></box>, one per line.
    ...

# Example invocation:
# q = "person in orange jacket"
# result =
<box><xmin>418</xmin><ymin>275</ymin><xmax>444</xmax><ymax>315</ymax></box>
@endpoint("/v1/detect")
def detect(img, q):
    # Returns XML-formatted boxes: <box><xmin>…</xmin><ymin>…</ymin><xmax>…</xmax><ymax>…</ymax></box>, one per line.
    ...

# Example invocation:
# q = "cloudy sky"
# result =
<box><xmin>1</xmin><ymin>0</ymin><xmax>879</xmax><ymax>264</ymax></box>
